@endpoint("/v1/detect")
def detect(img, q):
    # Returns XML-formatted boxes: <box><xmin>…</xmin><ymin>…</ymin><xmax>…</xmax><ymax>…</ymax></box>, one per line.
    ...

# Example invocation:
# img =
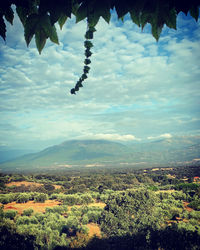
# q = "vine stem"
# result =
<box><xmin>70</xmin><ymin>13</ymin><xmax>94</xmax><ymax>95</ymax></box>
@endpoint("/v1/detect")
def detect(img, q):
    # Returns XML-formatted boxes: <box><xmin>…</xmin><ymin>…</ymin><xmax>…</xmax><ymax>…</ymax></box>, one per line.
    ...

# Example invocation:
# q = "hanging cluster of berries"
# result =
<box><xmin>70</xmin><ymin>19</ymin><xmax>96</xmax><ymax>94</ymax></box>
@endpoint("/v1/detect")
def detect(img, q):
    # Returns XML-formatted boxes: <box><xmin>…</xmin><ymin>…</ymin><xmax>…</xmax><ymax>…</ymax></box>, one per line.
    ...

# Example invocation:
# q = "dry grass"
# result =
<box><xmin>86</xmin><ymin>223</ymin><xmax>101</xmax><ymax>238</ymax></box>
<box><xmin>3</xmin><ymin>200</ymin><xmax>105</xmax><ymax>215</ymax></box>
<box><xmin>183</xmin><ymin>201</ymin><xmax>193</xmax><ymax>212</ymax></box>
<box><xmin>68</xmin><ymin>202</ymin><xmax>106</xmax><ymax>211</ymax></box>
<box><xmin>88</xmin><ymin>202</ymin><xmax>106</xmax><ymax>209</ymax></box>
<box><xmin>155</xmin><ymin>190</ymin><xmax>175</xmax><ymax>193</ymax></box>
<box><xmin>3</xmin><ymin>200</ymin><xmax>61</xmax><ymax>214</ymax></box>
<box><xmin>5</xmin><ymin>181</ymin><xmax>62</xmax><ymax>189</ymax></box>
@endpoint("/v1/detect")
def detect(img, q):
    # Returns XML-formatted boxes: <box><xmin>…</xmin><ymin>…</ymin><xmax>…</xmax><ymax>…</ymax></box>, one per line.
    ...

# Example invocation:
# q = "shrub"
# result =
<box><xmin>4</xmin><ymin>210</ymin><xmax>18</xmax><ymax>219</ymax></box>
<box><xmin>16</xmin><ymin>193</ymin><xmax>31</xmax><ymax>203</ymax></box>
<box><xmin>63</xmin><ymin>194</ymin><xmax>82</xmax><ymax>206</ymax></box>
<box><xmin>188</xmin><ymin>211</ymin><xmax>200</xmax><ymax>220</ymax></box>
<box><xmin>34</xmin><ymin>193</ymin><xmax>48</xmax><ymax>203</ymax></box>
<box><xmin>22</xmin><ymin>208</ymin><xmax>34</xmax><ymax>216</ymax></box>
<box><xmin>188</xmin><ymin>200</ymin><xmax>200</xmax><ymax>211</ymax></box>
<box><xmin>82</xmin><ymin>215</ymin><xmax>89</xmax><ymax>225</ymax></box>
<box><xmin>16</xmin><ymin>216</ymin><xmax>30</xmax><ymax>225</ymax></box>
<box><xmin>86</xmin><ymin>210</ymin><xmax>102</xmax><ymax>223</ymax></box>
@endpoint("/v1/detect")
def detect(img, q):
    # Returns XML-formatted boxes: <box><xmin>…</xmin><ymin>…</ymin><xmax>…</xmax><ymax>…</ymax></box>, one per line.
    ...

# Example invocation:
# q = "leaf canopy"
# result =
<box><xmin>0</xmin><ymin>0</ymin><xmax>199</xmax><ymax>51</ymax></box>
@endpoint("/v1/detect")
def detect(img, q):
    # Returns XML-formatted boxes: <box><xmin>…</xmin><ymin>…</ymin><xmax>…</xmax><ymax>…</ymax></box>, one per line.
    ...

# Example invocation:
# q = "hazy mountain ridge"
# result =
<box><xmin>0</xmin><ymin>137</ymin><xmax>200</xmax><ymax>171</ymax></box>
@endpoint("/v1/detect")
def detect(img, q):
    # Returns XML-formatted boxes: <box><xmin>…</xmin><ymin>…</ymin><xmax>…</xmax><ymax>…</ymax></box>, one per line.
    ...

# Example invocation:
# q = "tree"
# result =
<box><xmin>4</xmin><ymin>210</ymin><xmax>18</xmax><ymax>220</ymax></box>
<box><xmin>34</xmin><ymin>193</ymin><xmax>48</xmax><ymax>202</ymax></box>
<box><xmin>100</xmin><ymin>189</ymin><xmax>164</xmax><ymax>237</ymax></box>
<box><xmin>22</xmin><ymin>208</ymin><xmax>34</xmax><ymax>216</ymax></box>
<box><xmin>0</xmin><ymin>1</ymin><xmax>199</xmax><ymax>94</ymax></box>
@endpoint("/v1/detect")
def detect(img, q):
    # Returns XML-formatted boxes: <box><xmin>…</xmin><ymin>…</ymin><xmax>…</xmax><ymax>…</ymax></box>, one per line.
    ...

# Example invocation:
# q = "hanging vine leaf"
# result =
<box><xmin>84</xmin><ymin>40</ymin><xmax>93</xmax><ymax>48</ymax></box>
<box><xmin>35</xmin><ymin>29</ymin><xmax>47</xmax><ymax>54</ymax></box>
<box><xmin>0</xmin><ymin>15</ymin><xmax>6</xmax><ymax>41</ymax></box>
<box><xmin>4</xmin><ymin>6</ymin><xmax>14</xmax><ymax>25</ymax></box>
<box><xmin>76</xmin><ymin>1</ymin><xmax>88</xmax><ymax>23</ymax></box>
<box><xmin>190</xmin><ymin>6</ymin><xmax>199</xmax><ymax>21</ymax></box>
<box><xmin>16</xmin><ymin>6</ymin><xmax>29</xmax><ymax>27</ymax></box>
<box><xmin>24</xmin><ymin>14</ymin><xmax>39</xmax><ymax>46</ymax></box>
<box><xmin>58</xmin><ymin>14</ymin><xmax>68</xmax><ymax>30</ymax></box>
<box><xmin>25</xmin><ymin>13</ymin><xmax>59</xmax><ymax>52</ymax></box>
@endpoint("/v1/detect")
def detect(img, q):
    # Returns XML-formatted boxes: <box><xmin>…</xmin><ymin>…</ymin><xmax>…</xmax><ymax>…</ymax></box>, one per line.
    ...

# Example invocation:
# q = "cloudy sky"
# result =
<box><xmin>0</xmin><ymin>10</ymin><xmax>200</xmax><ymax>151</ymax></box>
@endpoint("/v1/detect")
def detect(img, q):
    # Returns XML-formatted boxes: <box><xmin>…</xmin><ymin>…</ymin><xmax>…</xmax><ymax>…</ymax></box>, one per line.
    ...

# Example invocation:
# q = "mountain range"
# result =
<box><xmin>0</xmin><ymin>136</ymin><xmax>200</xmax><ymax>172</ymax></box>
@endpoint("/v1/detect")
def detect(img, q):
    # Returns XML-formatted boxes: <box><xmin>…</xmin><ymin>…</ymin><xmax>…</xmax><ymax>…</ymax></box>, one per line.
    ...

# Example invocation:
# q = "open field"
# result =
<box><xmin>2</xmin><ymin>200</ymin><xmax>106</xmax><ymax>214</ymax></box>
<box><xmin>183</xmin><ymin>201</ymin><xmax>194</xmax><ymax>212</ymax></box>
<box><xmin>87</xmin><ymin>223</ymin><xmax>101</xmax><ymax>238</ymax></box>
<box><xmin>5</xmin><ymin>181</ymin><xmax>62</xmax><ymax>189</ymax></box>
<box><xmin>2</xmin><ymin>200</ymin><xmax>61</xmax><ymax>214</ymax></box>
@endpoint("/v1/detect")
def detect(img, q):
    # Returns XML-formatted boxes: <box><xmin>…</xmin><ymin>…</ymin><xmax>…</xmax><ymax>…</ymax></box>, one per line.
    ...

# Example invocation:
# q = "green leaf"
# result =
<box><xmin>75</xmin><ymin>85</ymin><xmax>79</xmax><ymax>91</ymax></box>
<box><xmin>35</xmin><ymin>29</ymin><xmax>47</xmax><ymax>54</ymax></box>
<box><xmin>16</xmin><ymin>6</ymin><xmax>28</xmax><ymax>27</ymax></box>
<box><xmin>102</xmin><ymin>8</ymin><xmax>111</xmax><ymax>23</ymax></box>
<box><xmin>84</xmin><ymin>59</ymin><xmax>91</xmax><ymax>65</ymax></box>
<box><xmin>71</xmin><ymin>88</ymin><xmax>76</xmax><ymax>94</ymax></box>
<box><xmin>130</xmin><ymin>9</ymin><xmax>141</xmax><ymax>27</ymax></box>
<box><xmin>49</xmin><ymin>25</ymin><xmax>59</xmax><ymax>44</ymax></box>
<box><xmin>165</xmin><ymin>8</ymin><xmax>177</xmax><ymax>29</ymax></box>
<box><xmin>88</xmin><ymin>27</ymin><xmax>96</xmax><ymax>32</ymax></box>
<box><xmin>190</xmin><ymin>6</ymin><xmax>199</xmax><ymax>22</ymax></box>
<box><xmin>5</xmin><ymin>7</ymin><xmax>14</xmax><ymax>25</ymax></box>
<box><xmin>99</xmin><ymin>0</ymin><xmax>111</xmax><ymax>23</ymax></box>
<box><xmin>140</xmin><ymin>12</ymin><xmax>150</xmax><ymax>30</ymax></box>
<box><xmin>0</xmin><ymin>15</ymin><xmax>6</xmax><ymax>41</ymax></box>
<box><xmin>115</xmin><ymin>0</ymin><xmax>129</xmax><ymax>18</ymax></box>
<box><xmin>88</xmin><ymin>12</ymin><xmax>100</xmax><ymax>27</ymax></box>
<box><xmin>78</xmin><ymin>82</ymin><xmax>83</xmax><ymax>87</ymax></box>
<box><xmin>81</xmin><ymin>73</ymin><xmax>87</xmax><ymax>80</ymax></box>
<box><xmin>84</xmin><ymin>41</ymin><xmax>93</xmax><ymax>49</ymax></box>
<box><xmin>77</xmin><ymin>79</ymin><xmax>83</xmax><ymax>87</ymax></box>
<box><xmin>49</xmin><ymin>8</ymin><xmax>62</xmax><ymax>25</ymax></box>
<box><xmin>39</xmin><ymin>14</ymin><xmax>53</xmax><ymax>37</ymax></box>
<box><xmin>84</xmin><ymin>66</ymin><xmax>90</xmax><ymax>73</ymax></box>
<box><xmin>39</xmin><ymin>14</ymin><xmax>59</xmax><ymax>44</ymax></box>
<box><xmin>85</xmin><ymin>49</ymin><xmax>92</xmax><ymax>57</ymax></box>
<box><xmin>85</xmin><ymin>30</ymin><xmax>93</xmax><ymax>39</ymax></box>
<box><xmin>76</xmin><ymin>2</ymin><xmax>87</xmax><ymax>23</ymax></box>
<box><xmin>151</xmin><ymin>23</ymin><xmax>163</xmax><ymax>41</ymax></box>
<box><xmin>24</xmin><ymin>13</ymin><xmax>39</xmax><ymax>46</ymax></box>
<box><xmin>58</xmin><ymin>14</ymin><xmax>68</xmax><ymax>30</ymax></box>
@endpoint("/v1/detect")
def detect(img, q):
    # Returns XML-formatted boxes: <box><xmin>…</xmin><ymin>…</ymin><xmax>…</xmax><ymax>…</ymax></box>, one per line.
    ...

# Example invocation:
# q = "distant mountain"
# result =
<box><xmin>0</xmin><ymin>140</ymin><xmax>132</xmax><ymax>171</ymax></box>
<box><xmin>0</xmin><ymin>148</ymin><xmax>35</xmax><ymax>163</ymax></box>
<box><xmin>0</xmin><ymin>137</ymin><xmax>199</xmax><ymax>172</ymax></box>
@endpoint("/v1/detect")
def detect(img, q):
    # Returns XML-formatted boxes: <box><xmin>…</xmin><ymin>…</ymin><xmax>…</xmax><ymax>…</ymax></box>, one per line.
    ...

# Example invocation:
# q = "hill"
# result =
<box><xmin>0</xmin><ymin>137</ymin><xmax>200</xmax><ymax>172</ymax></box>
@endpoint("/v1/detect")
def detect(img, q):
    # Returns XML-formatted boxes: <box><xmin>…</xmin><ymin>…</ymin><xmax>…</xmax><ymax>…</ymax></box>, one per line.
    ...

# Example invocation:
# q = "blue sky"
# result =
<box><xmin>0</xmin><ymin>10</ymin><xmax>200</xmax><ymax>150</ymax></box>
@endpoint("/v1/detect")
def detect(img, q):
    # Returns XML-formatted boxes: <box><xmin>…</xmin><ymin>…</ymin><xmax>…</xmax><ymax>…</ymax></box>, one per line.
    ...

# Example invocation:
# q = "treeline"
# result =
<box><xmin>1</xmin><ymin>165</ymin><xmax>200</xmax><ymax>193</ymax></box>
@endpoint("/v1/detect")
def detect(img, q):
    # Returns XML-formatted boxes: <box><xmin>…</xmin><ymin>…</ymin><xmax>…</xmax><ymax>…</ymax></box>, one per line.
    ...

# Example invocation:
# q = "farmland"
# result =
<box><xmin>0</xmin><ymin>165</ymin><xmax>200</xmax><ymax>249</ymax></box>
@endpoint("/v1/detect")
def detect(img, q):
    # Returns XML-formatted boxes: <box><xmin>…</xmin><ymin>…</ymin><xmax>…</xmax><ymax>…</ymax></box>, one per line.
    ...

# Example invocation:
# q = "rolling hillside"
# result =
<box><xmin>0</xmin><ymin>137</ymin><xmax>200</xmax><ymax>172</ymax></box>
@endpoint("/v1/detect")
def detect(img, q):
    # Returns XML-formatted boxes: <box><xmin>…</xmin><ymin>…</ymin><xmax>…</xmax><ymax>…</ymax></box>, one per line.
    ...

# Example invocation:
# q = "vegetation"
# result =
<box><xmin>0</xmin><ymin>165</ymin><xmax>200</xmax><ymax>249</ymax></box>
<box><xmin>1</xmin><ymin>1</ymin><xmax>199</xmax><ymax>93</ymax></box>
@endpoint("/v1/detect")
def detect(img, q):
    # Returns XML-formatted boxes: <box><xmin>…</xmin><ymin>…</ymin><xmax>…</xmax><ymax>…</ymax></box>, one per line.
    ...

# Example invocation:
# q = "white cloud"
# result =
<box><xmin>0</xmin><ymin>11</ymin><xmax>200</xmax><ymax>149</ymax></box>
<box><xmin>147</xmin><ymin>133</ymin><xmax>173</xmax><ymax>140</ymax></box>
<box><xmin>78</xmin><ymin>133</ymin><xmax>140</xmax><ymax>142</ymax></box>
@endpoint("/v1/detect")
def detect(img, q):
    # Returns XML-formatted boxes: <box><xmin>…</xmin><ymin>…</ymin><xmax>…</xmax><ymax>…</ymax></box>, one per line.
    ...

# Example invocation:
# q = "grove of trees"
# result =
<box><xmin>0</xmin><ymin>166</ymin><xmax>200</xmax><ymax>249</ymax></box>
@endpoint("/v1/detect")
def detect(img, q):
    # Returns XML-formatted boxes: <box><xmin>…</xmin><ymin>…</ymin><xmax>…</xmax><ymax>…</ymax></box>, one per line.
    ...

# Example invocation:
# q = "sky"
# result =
<box><xmin>0</xmin><ymin>9</ymin><xmax>200</xmax><ymax>151</ymax></box>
